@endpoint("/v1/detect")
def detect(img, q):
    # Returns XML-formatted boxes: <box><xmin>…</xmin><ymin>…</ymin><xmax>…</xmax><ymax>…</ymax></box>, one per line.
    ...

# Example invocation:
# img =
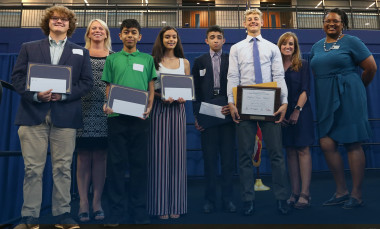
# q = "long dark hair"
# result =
<box><xmin>152</xmin><ymin>26</ymin><xmax>185</xmax><ymax>70</ymax></box>
<box><xmin>324</xmin><ymin>8</ymin><xmax>349</xmax><ymax>30</ymax></box>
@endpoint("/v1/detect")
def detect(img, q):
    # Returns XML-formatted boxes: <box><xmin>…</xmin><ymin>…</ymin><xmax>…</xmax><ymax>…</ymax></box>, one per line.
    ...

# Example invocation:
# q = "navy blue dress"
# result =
<box><xmin>282</xmin><ymin>60</ymin><xmax>314</xmax><ymax>147</ymax></box>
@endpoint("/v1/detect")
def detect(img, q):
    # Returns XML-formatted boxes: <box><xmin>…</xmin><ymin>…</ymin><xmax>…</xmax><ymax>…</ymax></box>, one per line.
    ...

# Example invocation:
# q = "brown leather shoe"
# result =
<box><xmin>55</xmin><ymin>213</ymin><xmax>80</xmax><ymax>229</ymax></box>
<box><xmin>14</xmin><ymin>217</ymin><xmax>39</xmax><ymax>229</ymax></box>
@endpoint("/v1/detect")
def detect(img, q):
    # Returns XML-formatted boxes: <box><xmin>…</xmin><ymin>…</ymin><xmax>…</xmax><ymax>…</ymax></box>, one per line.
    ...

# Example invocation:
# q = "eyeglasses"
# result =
<box><xmin>51</xmin><ymin>16</ymin><xmax>69</xmax><ymax>22</ymax></box>
<box><xmin>323</xmin><ymin>20</ymin><xmax>342</xmax><ymax>24</ymax></box>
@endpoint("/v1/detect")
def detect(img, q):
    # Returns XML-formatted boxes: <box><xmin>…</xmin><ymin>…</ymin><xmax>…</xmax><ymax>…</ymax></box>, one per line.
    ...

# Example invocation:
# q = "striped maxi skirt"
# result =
<box><xmin>147</xmin><ymin>98</ymin><xmax>187</xmax><ymax>215</ymax></box>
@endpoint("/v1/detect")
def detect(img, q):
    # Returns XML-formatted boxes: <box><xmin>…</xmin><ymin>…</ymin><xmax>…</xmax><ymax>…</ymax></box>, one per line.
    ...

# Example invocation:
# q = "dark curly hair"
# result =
<box><xmin>151</xmin><ymin>26</ymin><xmax>185</xmax><ymax>71</ymax></box>
<box><xmin>324</xmin><ymin>8</ymin><xmax>349</xmax><ymax>30</ymax></box>
<box><xmin>40</xmin><ymin>5</ymin><xmax>77</xmax><ymax>37</ymax></box>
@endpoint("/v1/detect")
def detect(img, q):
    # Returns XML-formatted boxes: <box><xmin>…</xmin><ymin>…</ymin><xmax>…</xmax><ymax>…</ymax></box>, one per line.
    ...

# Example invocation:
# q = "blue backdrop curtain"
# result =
<box><xmin>1</xmin><ymin>53</ymin><xmax>380</xmax><ymax>223</ymax></box>
<box><xmin>0</xmin><ymin>54</ymin><xmax>53</xmax><ymax>223</ymax></box>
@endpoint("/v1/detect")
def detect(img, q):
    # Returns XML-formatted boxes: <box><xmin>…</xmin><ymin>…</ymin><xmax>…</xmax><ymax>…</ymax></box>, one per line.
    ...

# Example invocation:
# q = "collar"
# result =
<box><xmin>49</xmin><ymin>35</ymin><xmax>67</xmax><ymax>46</ymax></box>
<box><xmin>210</xmin><ymin>49</ymin><xmax>222</xmax><ymax>58</ymax></box>
<box><xmin>121</xmin><ymin>49</ymin><xmax>140</xmax><ymax>56</ymax></box>
<box><xmin>246</xmin><ymin>34</ymin><xmax>263</xmax><ymax>42</ymax></box>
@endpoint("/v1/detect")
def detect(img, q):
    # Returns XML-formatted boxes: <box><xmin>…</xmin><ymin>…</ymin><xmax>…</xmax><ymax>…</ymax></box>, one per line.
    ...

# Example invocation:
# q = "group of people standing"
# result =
<box><xmin>11</xmin><ymin>4</ymin><xmax>376</xmax><ymax>229</ymax></box>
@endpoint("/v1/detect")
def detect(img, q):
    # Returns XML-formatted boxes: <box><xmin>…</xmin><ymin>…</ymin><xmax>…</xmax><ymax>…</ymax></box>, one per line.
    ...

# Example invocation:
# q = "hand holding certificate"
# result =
<box><xmin>160</xmin><ymin>73</ymin><xmax>195</xmax><ymax>101</ymax></box>
<box><xmin>195</xmin><ymin>96</ymin><xmax>233</xmax><ymax>129</ymax></box>
<box><xmin>26</xmin><ymin>62</ymin><xmax>72</xmax><ymax>94</ymax></box>
<box><xmin>236</xmin><ymin>86</ymin><xmax>281</xmax><ymax>122</ymax></box>
<box><xmin>106</xmin><ymin>84</ymin><xmax>149</xmax><ymax>118</ymax></box>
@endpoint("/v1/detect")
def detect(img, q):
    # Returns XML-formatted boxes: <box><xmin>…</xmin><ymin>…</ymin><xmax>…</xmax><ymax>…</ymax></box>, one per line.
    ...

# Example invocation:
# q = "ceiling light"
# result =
<box><xmin>84</xmin><ymin>0</ymin><xmax>89</xmax><ymax>6</ymax></box>
<box><xmin>315</xmin><ymin>1</ymin><xmax>322</xmax><ymax>8</ymax></box>
<box><xmin>366</xmin><ymin>2</ymin><xmax>375</xmax><ymax>9</ymax></box>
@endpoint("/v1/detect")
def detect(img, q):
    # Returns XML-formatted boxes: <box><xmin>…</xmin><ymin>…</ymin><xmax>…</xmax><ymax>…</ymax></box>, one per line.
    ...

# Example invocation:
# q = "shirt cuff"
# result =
<box><xmin>281</xmin><ymin>96</ymin><xmax>288</xmax><ymax>105</ymax></box>
<box><xmin>228</xmin><ymin>96</ymin><xmax>235</xmax><ymax>104</ymax></box>
<box><xmin>33</xmin><ymin>93</ymin><xmax>41</xmax><ymax>102</ymax></box>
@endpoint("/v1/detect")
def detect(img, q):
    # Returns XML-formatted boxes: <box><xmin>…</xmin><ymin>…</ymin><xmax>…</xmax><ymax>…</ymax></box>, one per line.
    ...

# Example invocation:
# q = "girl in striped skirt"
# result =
<box><xmin>148</xmin><ymin>26</ymin><xmax>191</xmax><ymax>219</ymax></box>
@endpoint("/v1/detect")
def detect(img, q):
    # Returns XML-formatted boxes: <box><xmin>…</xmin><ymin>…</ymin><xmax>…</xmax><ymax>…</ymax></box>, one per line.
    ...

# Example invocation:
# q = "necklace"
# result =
<box><xmin>324</xmin><ymin>33</ymin><xmax>343</xmax><ymax>52</ymax></box>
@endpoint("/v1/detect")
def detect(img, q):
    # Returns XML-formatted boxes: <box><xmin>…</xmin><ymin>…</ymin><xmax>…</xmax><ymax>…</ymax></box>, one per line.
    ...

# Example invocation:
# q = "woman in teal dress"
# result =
<box><xmin>310</xmin><ymin>8</ymin><xmax>377</xmax><ymax>209</ymax></box>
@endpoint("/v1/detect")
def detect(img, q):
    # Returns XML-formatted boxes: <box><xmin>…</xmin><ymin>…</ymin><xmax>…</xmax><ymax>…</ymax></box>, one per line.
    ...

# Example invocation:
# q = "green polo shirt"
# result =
<box><xmin>102</xmin><ymin>49</ymin><xmax>157</xmax><ymax>117</ymax></box>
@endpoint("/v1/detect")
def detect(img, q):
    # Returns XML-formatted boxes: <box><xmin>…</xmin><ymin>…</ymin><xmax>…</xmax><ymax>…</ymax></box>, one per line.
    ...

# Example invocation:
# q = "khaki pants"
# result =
<box><xmin>18</xmin><ymin>113</ymin><xmax>76</xmax><ymax>217</ymax></box>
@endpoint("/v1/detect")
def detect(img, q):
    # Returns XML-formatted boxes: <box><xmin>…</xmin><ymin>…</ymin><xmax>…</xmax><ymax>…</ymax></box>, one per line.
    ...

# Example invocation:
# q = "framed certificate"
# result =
<box><xmin>160</xmin><ymin>73</ymin><xmax>195</xmax><ymax>101</ymax></box>
<box><xmin>107</xmin><ymin>83</ymin><xmax>149</xmax><ymax>118</ymax></box>
<box><xmin>236</xmin><ymin>86</ymin><xmax>281</xmax><ymax>122</ymax></box>
<box><xmin>26</xmin><ymin>62</ymin><xmax>72</xmax><ymax>94</ymax></box>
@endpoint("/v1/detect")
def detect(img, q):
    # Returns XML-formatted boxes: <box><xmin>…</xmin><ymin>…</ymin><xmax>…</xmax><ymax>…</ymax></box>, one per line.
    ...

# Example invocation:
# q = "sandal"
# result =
<box><xmin>158</xmin><ymin>215</ymin><xmax>169</xmax><ymax>220</ymax></box>
<box><xmin>93</xmin><ymin>210</ymin><xmax>105</xmax><ymax>221</ymax></box>
<box><xmin>294</xmin><ymin>193</ymin><xmax>311</xmax><ymax>209</ymax></box>
<box><xmin>170</xmin><ymin>214</ymin><xmax>180</xmax><ymax>219</ymax></box>
<box><xmin>78</xmin><ymin>212</ymin><xmax>90</xmax><ymax>222</ymax></box>
<box><xmin>286</xmin><ymin>193</ymin><xmax>300</xmax><ymax>207</ymax></box>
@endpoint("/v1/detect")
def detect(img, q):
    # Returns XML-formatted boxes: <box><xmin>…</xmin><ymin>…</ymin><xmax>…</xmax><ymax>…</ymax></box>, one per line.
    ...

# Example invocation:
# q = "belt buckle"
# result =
<box><xmin>213</xmin><ymin>89</ymin><xmax>220</xmax><ymax>96</ymax></box>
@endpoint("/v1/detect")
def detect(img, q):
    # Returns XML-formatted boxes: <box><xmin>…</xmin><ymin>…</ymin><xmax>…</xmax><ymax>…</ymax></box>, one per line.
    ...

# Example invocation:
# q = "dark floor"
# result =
<box><xmin>4</xmin><ymin>170</ymin><xmax>380</xmax><ymax>228</ymax></box>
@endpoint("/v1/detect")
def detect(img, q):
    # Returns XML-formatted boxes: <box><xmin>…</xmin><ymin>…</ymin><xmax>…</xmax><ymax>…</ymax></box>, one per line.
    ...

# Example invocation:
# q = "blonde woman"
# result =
<box><xmin>76</xmin><ymin>19</ymin><xmax>112</xmax><ymax>222</ymax></box>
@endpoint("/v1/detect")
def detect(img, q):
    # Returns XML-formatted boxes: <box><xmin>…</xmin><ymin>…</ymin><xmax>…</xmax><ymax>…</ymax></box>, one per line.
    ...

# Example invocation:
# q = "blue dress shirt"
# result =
<box><xmin>227</xmin><ymin>34</ymin><xmax>288</xmax><ymax>104</ymax></box>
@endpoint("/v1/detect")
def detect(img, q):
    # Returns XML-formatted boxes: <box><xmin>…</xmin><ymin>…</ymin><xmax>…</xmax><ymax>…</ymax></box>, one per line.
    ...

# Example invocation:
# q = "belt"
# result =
<box><xmin>213</xmin><ymin>89</ymin><xmax>220</xmax><ymax>96</ymax></box>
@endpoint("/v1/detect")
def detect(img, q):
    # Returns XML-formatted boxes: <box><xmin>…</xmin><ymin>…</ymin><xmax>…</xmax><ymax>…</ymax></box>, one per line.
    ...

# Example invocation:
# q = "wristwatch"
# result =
<box><xmin>295</xmin><ymin>105</ymin><xmax>302</xmax><ymax>111</ymax></box>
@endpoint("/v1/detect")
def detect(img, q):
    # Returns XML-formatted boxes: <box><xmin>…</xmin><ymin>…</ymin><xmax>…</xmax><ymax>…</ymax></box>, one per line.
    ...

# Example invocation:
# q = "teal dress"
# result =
<box><xmin>310</xmin><ymin>34</ymin><xmax>372</xmax><ymax>143</ymax></box>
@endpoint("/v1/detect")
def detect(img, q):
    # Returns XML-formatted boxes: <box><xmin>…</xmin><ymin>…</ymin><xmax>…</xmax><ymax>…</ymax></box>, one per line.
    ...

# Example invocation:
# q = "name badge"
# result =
<box><xmin>133</xmin><ymin>63</ymin><xmax>144</xmax><ymax>72</ymax></box>
<box><xmin>331</xmin><ymin>45</ymin><xmax>340</xmax><ymax>50</ymax></box>
<box><xmin>72</xmin><ymin>49</ymin><xmax>83</xmax><ymax>56</ymax></box>
<box><xmin>199</xmin><ymin>68</ymin><xmax>206</xmax><ymax>77</ymax></box>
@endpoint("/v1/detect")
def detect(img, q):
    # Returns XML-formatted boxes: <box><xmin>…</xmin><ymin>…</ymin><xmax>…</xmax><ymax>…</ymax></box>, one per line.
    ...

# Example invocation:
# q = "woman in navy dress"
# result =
<box><xmin>310</xmin><ymin>8</ymin><xmax>377</xmax><ymax>209</ymax></box>
<box><xmin>277</xmin><ymin>32</ymin><xmax>314</xmax><ymax>209</ymax></box>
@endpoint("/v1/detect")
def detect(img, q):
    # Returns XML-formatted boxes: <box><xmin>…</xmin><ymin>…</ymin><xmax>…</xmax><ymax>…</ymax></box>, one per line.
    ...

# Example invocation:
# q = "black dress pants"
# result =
<box><xmin>201</xmin><ymin>122</ymin><xmax>235</xmax><ymax>203</ymax></box>
<box><xmin>105</xmin><ymin>115</ymin><xmax>150</xmax><ymax>221</ymax></box>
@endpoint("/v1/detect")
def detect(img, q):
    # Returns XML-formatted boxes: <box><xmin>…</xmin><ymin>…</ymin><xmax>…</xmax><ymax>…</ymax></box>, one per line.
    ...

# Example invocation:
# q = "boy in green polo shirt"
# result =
<box><xmin>101</xmin><ymin>19</ymin><xmax>156</xmax><ymax>225</ymax></box>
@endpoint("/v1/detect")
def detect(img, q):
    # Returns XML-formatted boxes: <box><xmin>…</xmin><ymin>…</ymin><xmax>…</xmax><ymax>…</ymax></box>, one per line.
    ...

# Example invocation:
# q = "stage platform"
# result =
<box><xmin>2</xmin><ymin>169</ymin><xmax>380</xmax><ymax>228</ymax></box>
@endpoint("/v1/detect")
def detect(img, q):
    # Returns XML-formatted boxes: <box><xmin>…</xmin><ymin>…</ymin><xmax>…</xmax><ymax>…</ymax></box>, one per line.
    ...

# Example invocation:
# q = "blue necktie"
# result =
<box><xmin>253</xmin><ymin>37</ymin><xmax>263</xmax><ymax>84</ymax></box>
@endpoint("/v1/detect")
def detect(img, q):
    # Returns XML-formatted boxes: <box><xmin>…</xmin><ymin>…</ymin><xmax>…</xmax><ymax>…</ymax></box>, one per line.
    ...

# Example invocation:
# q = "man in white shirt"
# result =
<box><xmin>227</xmin><ymin>8</ymin><xmax>290</xmax><ymax>216</ymax></box>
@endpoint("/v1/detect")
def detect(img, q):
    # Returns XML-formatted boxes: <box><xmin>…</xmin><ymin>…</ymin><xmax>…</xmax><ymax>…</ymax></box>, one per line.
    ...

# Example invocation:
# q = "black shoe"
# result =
<box><xmin>14</xmin><ymin>216</ymin><xmax>39</xmax><ymax>229</ymax></box>
<box><xmin>323</xmin><ymin>193</ymin><xmax>349</xmax><ymax>206</ymax></box>
<box><xmin>203</xmin><ymin>200</ymin><xmax>215</xmax><ymax>213</ymax></box>
<box><xmin>133</xmin><ymin>212</ymin><xmax>150</xmax><ymax>225</ymax></box>
<box><xmin>222</xmin><ymin>201</ymin><xmax>237</xmax><ymax>213</ymax></box>
<box><xmin>277</xmin><ymin>200</ymin><xmax>291</xmax><ymax>215</ymax></box>
<box><xmin>242</xmin><ymin>201</ymin><xmax>255</xmax><ymax>216</ymax></box>
<box><xmin>342</xmin><ymin>197</ymin><xmax>364</xmax><ymax>209</ymax></box>
<box><xmin>55</xmin><ymin>213</ymin><xmax>79</xmax><ymax>229</ymax></box>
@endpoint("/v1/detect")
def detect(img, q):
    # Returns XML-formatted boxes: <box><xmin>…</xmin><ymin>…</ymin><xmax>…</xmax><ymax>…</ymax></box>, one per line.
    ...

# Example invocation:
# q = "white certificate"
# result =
<box><xmin>112</xmin><ymin>99</ymin><xmax>145</xmax><ymax>118</ymax></box>
<box><xmin>29</xmin><ymin>77</ymin><xmax>67</xmax><ymax>93</ymax></box>
<box><xmin>199</xmin><ymin>102</ymin><xmax>225</xmax><ymax>119</ymax></box>
<box><xmin>241</xmin><ymin>88</ymin><xmax>275</xmax><ymax>116</ymax></box>
<box><xmin>164</xmin><ymin>87</ymin><xmax>192</xmax><ymax>100</ymax></box>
